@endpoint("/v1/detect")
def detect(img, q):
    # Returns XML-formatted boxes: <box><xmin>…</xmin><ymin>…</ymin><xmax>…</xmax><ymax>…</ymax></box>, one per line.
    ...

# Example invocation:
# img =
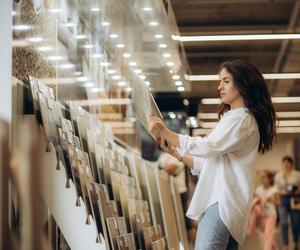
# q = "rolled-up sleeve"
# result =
<box><xmin>178</xmin><ymin>134</ymin><xmax>192</xmax><ymax>156</ymax></box>
<box><xmin>191</xmin><ymin>157</ymin><xmax>205</xmax><ymax>176</ymax></box>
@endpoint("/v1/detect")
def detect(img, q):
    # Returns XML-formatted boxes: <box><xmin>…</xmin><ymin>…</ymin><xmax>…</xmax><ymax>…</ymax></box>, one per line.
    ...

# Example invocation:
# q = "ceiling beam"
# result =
<box><xmin>271</xmin><ymin>0</ymin><xmax>300</xmax><ymax>96</ymax></box>
<box><xmin>273</xmin><ymin>1</ymin><xmax>300</xmax><ymax>73</ymax></box>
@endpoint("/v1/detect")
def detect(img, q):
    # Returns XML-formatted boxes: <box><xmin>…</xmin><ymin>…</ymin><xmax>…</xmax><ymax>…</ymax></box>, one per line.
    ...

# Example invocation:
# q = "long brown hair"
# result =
<box><xmin>218</xmin><ymin>60</ymin><xmax>277</xmax><ymax>154</ymax></box>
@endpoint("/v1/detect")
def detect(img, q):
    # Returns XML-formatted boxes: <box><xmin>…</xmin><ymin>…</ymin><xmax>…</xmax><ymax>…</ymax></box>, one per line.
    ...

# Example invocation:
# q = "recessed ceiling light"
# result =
<box><xmin>116</xmin><ymin>43</ymin><xmax>125</xmax><ymax>48</ymax></box>
<box><xmin>99</xmin><ymin>62</ymin><xmax>110</xmax><ymax>67</ymax></box>
<box><xmin>91</xmin><ymin>7</ymin><xmax>100</xmax><ymax>12</ymax></box>
<box><xmin>118</xmin><ymin>81</ymin><xmax>127</xmax><ymax>86</ymax></box>
<box><xmin>140</xmin><ymin>75</ymin><xmax>146</xmax><ymax>80</ymax></box>
<box><xmin>123</xmin><ymin>53</ymin><xmax>131</xmax><ymax>58</ymax></box>
<box><xmin>47</xmin><ymin>56</ymin><xmax>64</xmax><ymax>61</ymax></box>
<box><xmin>168</xmin><ymin>112</ymin><xmax>176</xmax><ymax>119</ymax></box>
<box><xmin>74</xmin><ymin>72</ymin><xmax>82</xmax><ymax>76</ymax></box>
<box><xmin>177</xmin><ymin>86</ymin><xmax>185</xmax><ymax>92</ymax></box>
<box><xmin>134</xmin><ymin>69</ymin><xmax>142</xmax><ymax>74</ymax></box>
<box><xmin>82</xmin><ymin>44</ymin><xmax>94</xmax><ymax>49</ymax></box>
<box><xmin>126</xmin><ymin>87</ymin><xmax>132</xmax><ymax>92</ymax></box>
<box><xmin>27</xmin><ymin>37</ymin><xmax>44</xmax><ymax>43</ymax></box>
<box><xmin>76</xmin><ymin>76</ymin><xmax>89</xmax><ymax>82</ymax></box>
<box><xmin>183</xmin><ymin>99</ymin><xmax>189</xmax><ymax>106</ymax></box>
<box><xmin>175</xmin><ymin>81</ymin><xmax>183</xmax><ymax>86</ymax></box>
<box><xmin>37</xmin><ymin>46</ymin><xmax>53</xmax><ymax>52</ymax></box>
<box><xmin>166</xmin><ymin>61</ymin><xmax>175</xmax><ymax>66</ymax></box>
<box><xmin>83</xmin><ymin>82</ymin><xmax>95</xmax><ymax>88</ymax></box>
<box><xmin>101</xmin><ymin>22</ymin><xmax>110</xmax><ymax>26</ymax></box>
<box><xmin>143</xmin><ymin>7</ymin><xmax>152</xmax><ymax>11</ymax></box>
<box><xmin>74</xmin><ymin>34</ymin><xmax>86</xmax><ymax>40</ymax></box>
<box><xmin>155</xmin><ymin>34</ymin><xmax>163</xmax><ymax>39</ymax></box>
<box><xmin>92</xmin><ymin>54</ymin><xmax>103</xmax><ymax>58</ymax></box>
<box><xmin>107</xmin><ymin>69</ymin><xmax>116</xmax><ymax>74</ymax></box>
<box><xmin>59</xmin><ymin>64</ymin><xmax>75</xmax><ymax>69</ymax></box>
<box><xmin>112</xmin><ymin>75</ymin><xmax>121</xmax><ymax>80</ymax></box>
<box><xmin>129</xmin><ymin>61</ymin><xmax>137</xmax><ymax>66</ymax></box>
<box><xmin>149</xmin><ymin>21</ymin><xmax>158</xmax><ymax>26</ymax></box>
<box><xmin>13</xmin><ymin>25</ymin><xmax>31</xmax><ymax>31</ymax></box>
<box><xmin>172</xmin><ymin>75</ymin><xmax>180</xmax><ymax>80</ymax></box>
<box><xmin>163</xmin><ymin>53</ymin><xmax>171</xmax><ymax>58</ymax></box>
<box><xmin>49</xmin><ymin>8</ymin><xmax>62</xmax><ymax>13</ymax></box>
<box><xmin>110</xmin><ymin>33</ymin><xmax>119</xmax><ymax>39</ymax></box>
<box><xmin>159</xmin><ymin>43</ymin><xmax>167</xmax><ymax>48</ymax></box>
<box><xmin>90</xmin><ymin>87</ymin><xmax>104</xmax><ymax>93</ymax></box>
<box><xmin>65</xmin><ymin>22</ymin><xmax>75</xmax><ymax>27</ymax></box>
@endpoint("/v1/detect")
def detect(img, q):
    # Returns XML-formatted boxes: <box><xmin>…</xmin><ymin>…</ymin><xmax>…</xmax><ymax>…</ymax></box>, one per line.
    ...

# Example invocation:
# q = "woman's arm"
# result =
<box><xmin>181</xmin><ymin>155</ymin><xmax>194</xmax><ymax>169</ymax></box>
<box><xmin>149</xmin><ymin>114</ymin><xmax>252</xmax><ymax>158</ymax></box>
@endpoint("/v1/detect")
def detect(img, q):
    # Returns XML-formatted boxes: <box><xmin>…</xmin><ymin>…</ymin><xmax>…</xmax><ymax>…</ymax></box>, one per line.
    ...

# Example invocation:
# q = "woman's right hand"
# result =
<box><xmin>148</xmin><ymin>115</ymin><xmax>167</xmax><ymax>142</ymax></box>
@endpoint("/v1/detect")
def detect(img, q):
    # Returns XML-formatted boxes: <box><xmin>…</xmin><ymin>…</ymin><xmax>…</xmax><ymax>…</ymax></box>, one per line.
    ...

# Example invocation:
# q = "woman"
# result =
<box><xmin>148</xmin><ymin>59</ymin><xmax>277</xmax><ymax>250</ymax></box>
<box><xmin>247</xmin><ymin>170</ymin><xmax>278</xmax><ymax>250</ymax></box>
<box><xmin>274</xmin><ymin>156</ymin><xmax>300</xmax><ymax>250</ymax></box>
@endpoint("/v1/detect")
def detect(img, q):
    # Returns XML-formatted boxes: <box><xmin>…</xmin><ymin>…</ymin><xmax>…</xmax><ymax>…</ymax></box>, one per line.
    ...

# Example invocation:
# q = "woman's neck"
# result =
<box><xmin>230</xmin><ymin>98</ymin><xmax>245</xmax><ymax>110</ymax></box>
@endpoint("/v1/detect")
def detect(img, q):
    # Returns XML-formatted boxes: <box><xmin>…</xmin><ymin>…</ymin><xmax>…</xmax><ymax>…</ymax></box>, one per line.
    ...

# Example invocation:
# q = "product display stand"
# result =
<box><xmin>40</xmin><ymin>141</ymin><xmax>106</xmax><ymax>250</ymax></box>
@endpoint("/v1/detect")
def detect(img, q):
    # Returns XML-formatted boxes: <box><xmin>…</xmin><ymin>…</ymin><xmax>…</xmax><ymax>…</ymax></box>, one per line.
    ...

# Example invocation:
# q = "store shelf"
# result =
<box><xmin>40</xmin><ymin>142</ymin><xmax>106</xmax><ymax>250</ymax></box>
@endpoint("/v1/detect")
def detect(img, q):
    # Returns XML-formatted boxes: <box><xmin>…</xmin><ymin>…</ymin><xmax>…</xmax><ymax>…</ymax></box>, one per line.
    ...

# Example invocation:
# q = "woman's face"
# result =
<box><xmin>260</xmin><ymin>171</ymin><xmax>270</xmax><ymax>187</ymax></box>
<box><xmin>218</xmin><ymin>68</ymin><xmax>244</xmax><ymax>108</ymax></box>
<box><xmin>282</xmin><ymin>160</ymin><xmax>293</xmax><ymax>173</ymax></box>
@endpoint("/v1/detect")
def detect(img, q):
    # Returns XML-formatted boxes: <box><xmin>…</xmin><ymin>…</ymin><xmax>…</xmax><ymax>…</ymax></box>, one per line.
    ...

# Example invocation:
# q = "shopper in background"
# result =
<box><xmin>274</xmin><ymin>156</ymin><xmax>300</xmax><ymax>250</ymax></box>
<box><xmin>148</xmin><ymin>59</ymin><xmax>277</xmax><ymax>250</ymax></box>
<box><xmin>157</xmin><ymin>151</ymin><xmax>198</xmax><ymax>245</ymax></box>
<box><xmin>157</xmin><ymin>151</ymin><xmax>187</xmax><ymax>198</ymax></box>
<box><xmin>247</xmin><ymin>170</ymin><xmax>278</xmax><ymax>250</ymax></box>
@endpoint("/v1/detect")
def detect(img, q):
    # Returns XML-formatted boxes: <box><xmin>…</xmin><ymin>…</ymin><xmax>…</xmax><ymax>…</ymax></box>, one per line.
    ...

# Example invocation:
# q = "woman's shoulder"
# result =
<box><xmin>222</xmin><ymin>108</ymin><xmax>257</xmax><ymax>130</ymax></box>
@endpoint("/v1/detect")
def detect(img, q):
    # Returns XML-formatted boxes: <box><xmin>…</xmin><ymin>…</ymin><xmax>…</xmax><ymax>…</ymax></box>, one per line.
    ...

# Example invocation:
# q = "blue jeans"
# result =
<box><xmin>278</xmin><ymin>196</ymin><xmax>300</xmax><ymax>246</ymax></box>
<box><xmin>195</xmin><ymin>203</ymin><xmax>239</xmax><ymax>250</ymax></box>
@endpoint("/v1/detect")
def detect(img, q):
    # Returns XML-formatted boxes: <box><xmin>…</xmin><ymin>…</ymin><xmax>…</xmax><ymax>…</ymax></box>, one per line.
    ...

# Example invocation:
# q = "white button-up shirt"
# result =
<box><xmin>178</xmin><ymin>107</ymin><xmax>259</xmax><ymax>244</ymax></box>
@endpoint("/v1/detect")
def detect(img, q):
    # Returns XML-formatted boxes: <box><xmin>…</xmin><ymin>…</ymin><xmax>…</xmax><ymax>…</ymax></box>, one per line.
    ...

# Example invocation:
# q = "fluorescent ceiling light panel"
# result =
<box><xmin>201</xmin><ymin>97</ymin><xmax>300</xmax><ymax>104</ymax></box>
<box><xmin>272</xmin><ymin>97</ymin><xmax>300</xmax><ymax>103</ymax></box>
<box><xmin>186</xmin><ymin>73</ymin><xmax>300</xmax><ymax>81</ymax></box>
<box><xmin>279</xmin><ymin>120</ymin><xmax>300</xmax><ymax>127</ymax></box>
<box><xmin>277</xmin><ymin>112</ymin><xmax>300</xmax><ymax>118</ymax></box>
<box><xmin>198</xmin><ymin>111</ymin><xmax>300</xmax><ymax>119</ymax></box>
<box><xmin>277</xmin><ymin>127</ymin><xmax>300</xmax><ymax>133</ymax></box>
<box><xmin>172</xmin><ymin>33</ymin><xmax>300</xmax><ymax>42</ymax></box>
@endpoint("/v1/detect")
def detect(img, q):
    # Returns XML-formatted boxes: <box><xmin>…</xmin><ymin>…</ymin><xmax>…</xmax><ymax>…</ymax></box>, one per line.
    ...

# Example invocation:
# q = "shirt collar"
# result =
<box><xmin>224</xmin><ymin>107</ymin><xmax>248</xmax><ymax>116</ymax></box>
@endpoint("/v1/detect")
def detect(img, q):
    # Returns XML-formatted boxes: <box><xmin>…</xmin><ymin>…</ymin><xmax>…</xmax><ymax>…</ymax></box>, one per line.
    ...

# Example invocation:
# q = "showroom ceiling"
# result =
<box><xmin>159</xmin><ymin>0</ymin><xmax>300</xmax><ymax>118</ymax></box>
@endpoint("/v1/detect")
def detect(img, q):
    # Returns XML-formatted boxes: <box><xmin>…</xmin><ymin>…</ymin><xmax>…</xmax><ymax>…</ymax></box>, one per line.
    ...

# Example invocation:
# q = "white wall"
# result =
<box><xmin>256</xmin><ymin>134</ymin><xmax>295</xmax><ymax>172</ymax></box>
<box><xmin>0</xmin><ymin>1</ymin><xmax>12</xmax><ymax>122</ymax></box>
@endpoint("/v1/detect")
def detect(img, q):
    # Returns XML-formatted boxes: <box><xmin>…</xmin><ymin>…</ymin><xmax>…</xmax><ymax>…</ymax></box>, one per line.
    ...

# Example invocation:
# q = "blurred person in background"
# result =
<box><xmin>149</xmin><ymin>59</ymin><xmax>277</xmax><ymax>250</ymax></box>
<box><xmin>157</xmin><ymin>151</ymin><xmax>197</xmax><ymax>245</ymax></box>
<box><xmin>247</xmin><ymin>170</ymin><xmax>278</xmax><ymax>250</ymax></box>
<box><xmin>275</xmin><ymin>156</ymin><xmax>300</xmax><ymax>250</ymax></box>
<box><xmin>157</xmin><ymin>151</ymin><xmax>187</xmax><ymax>198</ymax></box>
